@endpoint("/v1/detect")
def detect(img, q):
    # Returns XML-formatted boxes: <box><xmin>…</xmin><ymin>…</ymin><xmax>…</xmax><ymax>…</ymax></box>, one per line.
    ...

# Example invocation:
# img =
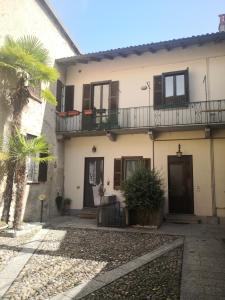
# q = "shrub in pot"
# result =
<box><xmin>62</xmin><ymin>198</ymin><xmax>72</xmax><ymax>215</ymax></box>
<box><xmin>122</xmin><ymin>167</ymin><xmax>164</xmax><ymax>226</ymax></box>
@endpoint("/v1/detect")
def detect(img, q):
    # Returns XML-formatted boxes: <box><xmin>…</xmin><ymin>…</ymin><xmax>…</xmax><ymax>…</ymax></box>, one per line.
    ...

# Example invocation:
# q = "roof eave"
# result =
<box><xmin>37</xmin><ymin>0</ymin><xmax>81</xmax><ymax>55</ymax></box>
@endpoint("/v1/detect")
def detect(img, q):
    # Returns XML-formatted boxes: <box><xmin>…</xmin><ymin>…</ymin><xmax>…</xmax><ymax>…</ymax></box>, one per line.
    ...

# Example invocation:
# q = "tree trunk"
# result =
<box><xmin>1</xmin><ymin>78</ymin><xmax>29</xmax><ymax>224</ymax></box>
<box><xmin>13</xmin><ymin>163</ymin><xmax>26</xmax><ymax>229</ymax></box>
<box><xmin>1</xmin><ymin>160</ymin><xmax>16</xmax><ymax>223</ymax></box>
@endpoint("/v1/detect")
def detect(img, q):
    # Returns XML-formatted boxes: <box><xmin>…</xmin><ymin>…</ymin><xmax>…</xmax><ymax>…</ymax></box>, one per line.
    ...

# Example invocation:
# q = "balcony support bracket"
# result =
<box><xmin>106</xmin><ymin>131</ymin><xmax>117</xmax><ymax>142</ymax></box>
<box><xmin>205</xmin><ymin>127</ymin><xmax>211</xmax><ymax>139</ymax></box>
<box><xmin>148</xmin><ymin>130</ymin><xmax>156</xmax><ymax>140</ymax></box>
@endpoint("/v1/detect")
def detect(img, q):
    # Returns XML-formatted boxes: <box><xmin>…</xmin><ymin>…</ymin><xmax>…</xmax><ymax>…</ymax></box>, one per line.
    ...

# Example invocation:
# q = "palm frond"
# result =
<box><xmin>17</xmin><ymin>35</ymin><xmax>49</xmax><ymax>64</ymax></box>
<box><xmin>41</xmin><ymin>89</ymin><xmax>57</xmax><ymax>105</ymax></box>
<box><xmin>5</xmin><ymin>128</ymin><xmax>54</xmax><ymax>163</ymax></box>
<box><xmin>0</xmin><ymin>35</ymin><xmax>59</xmax><ymax>84</ymax></box>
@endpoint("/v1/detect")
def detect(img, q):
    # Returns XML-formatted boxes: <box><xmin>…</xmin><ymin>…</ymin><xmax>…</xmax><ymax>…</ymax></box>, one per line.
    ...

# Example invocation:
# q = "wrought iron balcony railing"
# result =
<box><xmin>56</xmin><ymin>99</ymin><xmax>225</xmax><ymax>134</ymax></box>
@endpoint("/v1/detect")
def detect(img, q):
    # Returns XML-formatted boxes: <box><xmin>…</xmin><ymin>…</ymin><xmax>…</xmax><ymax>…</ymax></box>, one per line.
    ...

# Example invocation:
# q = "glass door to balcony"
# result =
<box><xmin>93</xmin><ymin>83</ymin><xmax>109</xmax><ymax>129</ymax></box>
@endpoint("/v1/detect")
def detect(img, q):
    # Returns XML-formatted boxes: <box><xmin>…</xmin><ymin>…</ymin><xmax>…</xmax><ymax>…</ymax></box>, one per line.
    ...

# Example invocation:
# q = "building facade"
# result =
<box><xmin>56</xmin><ymin>19</ymin><xmax>225</xmax><ymax>222</ymax></box>
<box><xmin>0</xmin><ymin>0</ymin><xmax>79</xmax><ymax>221</ymax></box>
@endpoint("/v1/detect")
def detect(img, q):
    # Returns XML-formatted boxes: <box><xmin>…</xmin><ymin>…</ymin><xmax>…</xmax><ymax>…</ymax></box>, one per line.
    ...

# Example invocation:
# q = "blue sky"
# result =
<box><xmin>49</xmin><ymin>0</ymin><xmax>224</xmax><ymax>54</ymax></box>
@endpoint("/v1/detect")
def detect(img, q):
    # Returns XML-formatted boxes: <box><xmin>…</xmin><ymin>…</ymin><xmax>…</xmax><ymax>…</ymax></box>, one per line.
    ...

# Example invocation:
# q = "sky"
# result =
<box><xmin>49</xmin><ymin>0</ymin><xmax>225</xmax><ymax>54</ymax></box>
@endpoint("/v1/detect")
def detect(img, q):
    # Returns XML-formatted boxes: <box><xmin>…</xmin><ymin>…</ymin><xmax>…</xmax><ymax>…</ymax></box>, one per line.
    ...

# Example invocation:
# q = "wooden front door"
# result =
<box><xmin>83</xmin><ymin>157</ymin><xmax>104</xmax><ymax>207</ymax></box>
<box><xmin>168</xmin><ymin>155</ymin><xmax>194</xmax><ymax>214</ymax></box>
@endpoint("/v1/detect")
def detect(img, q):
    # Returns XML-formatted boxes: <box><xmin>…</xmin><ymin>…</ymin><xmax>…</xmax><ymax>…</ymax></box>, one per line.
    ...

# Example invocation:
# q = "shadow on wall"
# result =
<box><xmin>23</xmin><ymin>79</ymin><xmax>63</xmax><ymax>222</ymax></box>
<box><xmin>0</xmin><ymin>71</ymin><xmax>14</xmax><ymax>209</ymax></box>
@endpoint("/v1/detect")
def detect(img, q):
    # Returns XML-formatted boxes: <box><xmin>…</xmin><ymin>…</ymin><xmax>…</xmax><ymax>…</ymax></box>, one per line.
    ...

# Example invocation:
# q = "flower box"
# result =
<box><xmin>67</xmin><ymin>110</ymin><xmax>80</xmax><ymax>117</ymax></box>
<box><xmin>84</xmin><ymin>109</ymin><xmax>93</xmax><ymax>116</ymax></box>
<box><xmin>57</xmin><ymin>111</ymin><xmax>67</xmax><ymax>117</ymax></box>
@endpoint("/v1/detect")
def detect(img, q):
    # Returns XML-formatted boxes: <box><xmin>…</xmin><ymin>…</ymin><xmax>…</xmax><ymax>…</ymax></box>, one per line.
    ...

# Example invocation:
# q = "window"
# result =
<box><xmin>114</xmin><ymin>157</ymin><xmax>151</xmax><ymax>190</ymax></box>
<box><xmin>93</xmin><ymin>83</ymin><xmax>110</xmax><ymax>124</ymax></box>
<box><xmin>154</xmin><ymin>69</ymin><xmax>189</xmax><ymax>109</ymax></box>
<box><xmin>164</xmin><ymin>73</ymin><xmax>185</xmax><ymax>98</ymax></box>
<box><xmin>26</xmin><ymin>134</ymin><xmax>39</xmax><ymax>183</ymax></box>
<box><xmin>26</xmin><ymin>134</ymin><xmax>48</xmax><ymax>183</ymax></box>
<box><xmin>56</xmin><ymin>80</ymin><xmax>75</xmax><ymax>112</ymax></box>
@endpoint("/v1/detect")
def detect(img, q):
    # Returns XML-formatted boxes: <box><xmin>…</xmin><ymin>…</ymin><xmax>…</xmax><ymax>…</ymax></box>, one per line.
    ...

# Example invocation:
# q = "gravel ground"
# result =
<box><xmin>0</xmin><ymin>230</ymin><xmax>37</xmax><ymax>272</ymax></box>
<box><xmin>83</xmin><ymin>247</ymin><xmax>183</xmax><ymax>300</ymax></box>
<box><xmin>4</xmin><ymin>228</ymin><xmax>177</xmax><ymax>300</ymax></box>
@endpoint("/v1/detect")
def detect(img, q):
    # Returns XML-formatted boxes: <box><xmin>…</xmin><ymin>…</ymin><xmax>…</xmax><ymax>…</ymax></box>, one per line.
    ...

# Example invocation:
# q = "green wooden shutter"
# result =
<box><xmin>143</xmin><ymin>158</ymin><xmax>151</xmax><ymax>170</ymax></box>
<box><xmin>82</xmin><ymin>84</ymin><xmax>92</xmax><ymax>110</ymax></box>
<box><xmin>65</xmin><ymin>85</ymin><xmax>74</xmax><ymax>112</ymax></box>
<box><xmin>38</xmin><ymin>153</ymin><xmax>48</xmax><ymax>182</ymax></box>
<box><xmin>56</xmin><ymin>80</ymin><xmax>63</xmax><ymax>112</ymax></box>
<box><xmin>109</xmin><ymin>81</ymin><xmax>119</xmax><ymax>110</ymax></box>
<box><xmin>114</xmin><ymin>158</ymin><xmax>122</xmax><ymax>190</ymax></box>
<box><xmin>109</xmin><ymin>81</ymin><xmax>119</xmax><ymax>127</ymax></box>
<box><xmin>153</xmin><ymin>75</ymin><xmax>163</xmax><ymax>108</ymax></box>
<box><xmin>184</xmin><ymin>69</ymin><xmax>189</xmax><ymax>103</ymax></box>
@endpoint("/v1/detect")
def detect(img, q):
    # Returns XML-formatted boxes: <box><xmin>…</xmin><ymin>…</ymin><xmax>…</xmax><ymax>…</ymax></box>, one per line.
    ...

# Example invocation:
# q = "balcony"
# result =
<box><xmin>56</xmin><ymin>99</ymin><xmax>225</xmax><ymax>136</ymax></box>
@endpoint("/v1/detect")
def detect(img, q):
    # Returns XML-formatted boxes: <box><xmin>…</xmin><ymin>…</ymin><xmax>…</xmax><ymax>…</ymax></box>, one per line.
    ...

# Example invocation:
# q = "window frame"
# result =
<box><xmin>113</xmin><ymin>156</ymin><xmax>151</xmax><ymax>190</ymax></box>
<box><xmin>154</xmin><ymin>69</ymin><xmax>189</xmax><ymax>109</ymax></box>
<box><xmin>122</xmin><ymin>156</ymin><xmax>143</xmax><ymax>181</ymax></box>
<box><xmin>26</xmin><ymin>134</ymin><xmax>48</xmax><ymax>184</ymax></box>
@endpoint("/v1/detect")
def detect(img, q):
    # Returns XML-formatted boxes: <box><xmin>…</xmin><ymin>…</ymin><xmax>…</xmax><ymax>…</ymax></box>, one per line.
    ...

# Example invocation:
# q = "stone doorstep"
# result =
<box><xmin>50</xmin><ymin>237</ymin><xmax>184</xmax><ymax>300</ymax></box>
<box><xmin>2</xmin><ymin>222</ymin><xmax>44</xmax><ymax>238</ymax></box>
<box><xmin>0</xmin><ymin>228</ymin><xmax>49</xmax><ymax>299</ymax></box>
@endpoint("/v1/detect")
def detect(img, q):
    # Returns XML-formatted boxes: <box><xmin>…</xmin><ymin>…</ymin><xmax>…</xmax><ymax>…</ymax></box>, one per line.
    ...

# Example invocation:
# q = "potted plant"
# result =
<box><xmin>122</xmin><ymin>167</ymin><xmax>164</xmax><ymax>227</ymax></box>
<box><xmin>62</xmin><ymin>198</ymin><xmax>71</xmax><ymax>215</ymax></box>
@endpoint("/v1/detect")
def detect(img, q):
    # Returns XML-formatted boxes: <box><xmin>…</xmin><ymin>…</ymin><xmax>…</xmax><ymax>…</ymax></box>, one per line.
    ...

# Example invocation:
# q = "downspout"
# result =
<box><xmin>205</xmin><ymin>57</ymin><xmax>216</xmax><ymax>217</ymax></box>
<box><xmin>152</xmin><ymin>139</ymin><xmax>155</xmax><ymax>170</ymax></box>
<box><xmin>210</xmin><ymin>138</ymin><xmax>217</xmax><ymax>217</ymax></box>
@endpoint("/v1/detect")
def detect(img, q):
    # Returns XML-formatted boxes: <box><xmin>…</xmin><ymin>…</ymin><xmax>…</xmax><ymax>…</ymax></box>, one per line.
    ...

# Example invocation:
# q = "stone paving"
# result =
<box><xmin>82</xmin><ymin>247</ymin><xmax>183</xmax><ymax>300</ymax></box>
<box><xmin>0</xmin><ymin>216</ymin><xmax>225</xmax><ymax>300</ymax></box>
<box><xmin>160</xmin><ymin>222</ymin><xmax>225</xmax><ymax>300</ymax></box>
<box><xmin>2</xmin><ymin>227</ymin><xmax>177</xmax><ymax>300</ymax></box>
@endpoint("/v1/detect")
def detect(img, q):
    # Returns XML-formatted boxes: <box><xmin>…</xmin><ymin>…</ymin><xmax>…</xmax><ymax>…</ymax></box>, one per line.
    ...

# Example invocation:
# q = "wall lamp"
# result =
<box><xmin>92</xmin><ymin>145</ymin><xmax>97</xmax><ymax>153</ymax></box>
<box><xmin>176</xmin><ymin>144</ymin><xmax>182</xmax><ymax>158</ymax></box>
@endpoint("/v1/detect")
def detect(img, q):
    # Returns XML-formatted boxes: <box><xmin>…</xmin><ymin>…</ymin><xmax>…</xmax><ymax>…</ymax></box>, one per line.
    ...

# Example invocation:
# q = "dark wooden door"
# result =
<box><xmin>83</xmin><ymin>158</ymin><xmax>104</xmax><ymax>207</ymax></box>
<box><xmin>168</xmin><ymin>155</ymin><xmax>194</xmax><ymax>214</ymax></box>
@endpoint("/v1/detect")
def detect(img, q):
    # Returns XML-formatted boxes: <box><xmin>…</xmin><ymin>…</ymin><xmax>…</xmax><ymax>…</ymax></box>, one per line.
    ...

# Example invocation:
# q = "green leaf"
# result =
<box><xmin>41</xmin><ymin>89</ymin><xmax>57</xmax><ymax>105</ymax></box>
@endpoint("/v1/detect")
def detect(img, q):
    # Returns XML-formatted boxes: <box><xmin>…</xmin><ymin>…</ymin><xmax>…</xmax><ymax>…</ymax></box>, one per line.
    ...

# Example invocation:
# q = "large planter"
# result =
<box><xmin>127</xmin><ymin>207</ymin><xmax>163</xmax><ymax>227</ymax></box>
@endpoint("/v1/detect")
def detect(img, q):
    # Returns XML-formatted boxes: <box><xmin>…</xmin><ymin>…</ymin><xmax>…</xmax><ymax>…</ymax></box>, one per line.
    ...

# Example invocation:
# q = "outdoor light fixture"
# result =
<box><xmin>176</xmin><ymin>144</ymin><xmax>182</xmax><ymax>158</ymax></box>
<box><xmin>92</xmin><ymin>145</ymin><xmax>97</xmax><ymax>153</ymax></box>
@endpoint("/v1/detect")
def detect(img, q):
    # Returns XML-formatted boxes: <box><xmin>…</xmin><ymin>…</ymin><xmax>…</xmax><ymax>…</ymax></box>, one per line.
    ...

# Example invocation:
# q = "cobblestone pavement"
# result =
<box><xmin>82</xmin><ymin>247</ymin><xmax>183</xmax><ymax>300</ymax></box>
<box><xmin>3</xmin><ymin>228</ymin><xmax>177</xmax><ymax>300</ymax></box>
<box><xmin>0</xmin><ymin>231</ymin><xmax>37</xmax><ymax>272</ymax></box>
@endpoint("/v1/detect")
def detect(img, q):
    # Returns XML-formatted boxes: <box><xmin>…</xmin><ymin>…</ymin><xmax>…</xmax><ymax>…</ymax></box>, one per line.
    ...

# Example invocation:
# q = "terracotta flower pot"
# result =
<box><xmin>84</xmin><ymin>109</ymin><xmax>93</xmax><ymax>116</ymax></box>
<box><xmin>67</xmin><ymin>110</ymin><xmax>80</xmax><ymax>117</ymax></box>
<box><xmin>57</xmin><ymin>111</ymin><xmax>67</xmax><ymax>117</ymax></box>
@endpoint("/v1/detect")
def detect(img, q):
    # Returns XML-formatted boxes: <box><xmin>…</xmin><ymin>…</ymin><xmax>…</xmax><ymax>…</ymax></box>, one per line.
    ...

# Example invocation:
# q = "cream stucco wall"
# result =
<box><xmin>64</xmin><ymin>134</ymin><xmax>153</xmax><ymax>210</ymax></box>
<box><xmin>64</xmin><ymin>130</ymin><xmax>225</xmax><ymax>217</ymax></box>
<box><xmin>61</xmin><ymin>41</ymin><xmax>225</xmax><ymax>219</ymax></box>
<box><xmin>0</xmin><ymin>0</ymin><xmax>75</xmax><ymax>61</ymax></box>
<box><xmin>64</xmin><ymin>42</ymin><xmax>225</xmax><ymax>111</ymax></box>
<box><xmin>0</xmin><ymin>0</ymin><xmax>77</xmax><ymax>221</ymax></box>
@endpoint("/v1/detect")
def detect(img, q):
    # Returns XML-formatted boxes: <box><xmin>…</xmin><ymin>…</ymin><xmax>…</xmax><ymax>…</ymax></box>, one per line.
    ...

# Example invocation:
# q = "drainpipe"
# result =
<box><xmin>210</xmin><ymin>138</ymin><xmax>216</xmax><ymax>217</ymax></box>
<box><xmin>152</xmin><ymin>139</ymin><xmax>155</xmax><ymax>170</ymax></box>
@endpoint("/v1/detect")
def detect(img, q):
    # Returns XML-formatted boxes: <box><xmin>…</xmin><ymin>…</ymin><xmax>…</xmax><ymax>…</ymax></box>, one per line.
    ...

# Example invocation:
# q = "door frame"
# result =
<box><xmin>83</xmin><ymin>157</ymin><xmax>104</xmax><ymax>208</ymax></box>
<box><xmin>167</xmin><ymin>155</ymin><xmax>194</xmax><ymax>214</ymax></box>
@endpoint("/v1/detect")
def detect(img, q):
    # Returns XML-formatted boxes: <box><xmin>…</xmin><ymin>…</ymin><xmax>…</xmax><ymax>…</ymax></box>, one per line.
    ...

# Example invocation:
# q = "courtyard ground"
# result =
<box><xmin>0</xmin><ymin>216</ymin><xmax>225</xmax><ymax>299</ymax></box>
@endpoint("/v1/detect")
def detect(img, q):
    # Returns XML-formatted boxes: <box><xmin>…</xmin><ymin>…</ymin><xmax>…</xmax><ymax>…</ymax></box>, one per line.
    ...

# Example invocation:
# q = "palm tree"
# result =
<box><xmin>0</xmin><ymin>35</ymin><xmax>58</xmax><ymax>223</ymax></box>
<box><xmin>0</xmin><ymin>129</ymin><xmax>54</xmax><ymax>229</ymax></box>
